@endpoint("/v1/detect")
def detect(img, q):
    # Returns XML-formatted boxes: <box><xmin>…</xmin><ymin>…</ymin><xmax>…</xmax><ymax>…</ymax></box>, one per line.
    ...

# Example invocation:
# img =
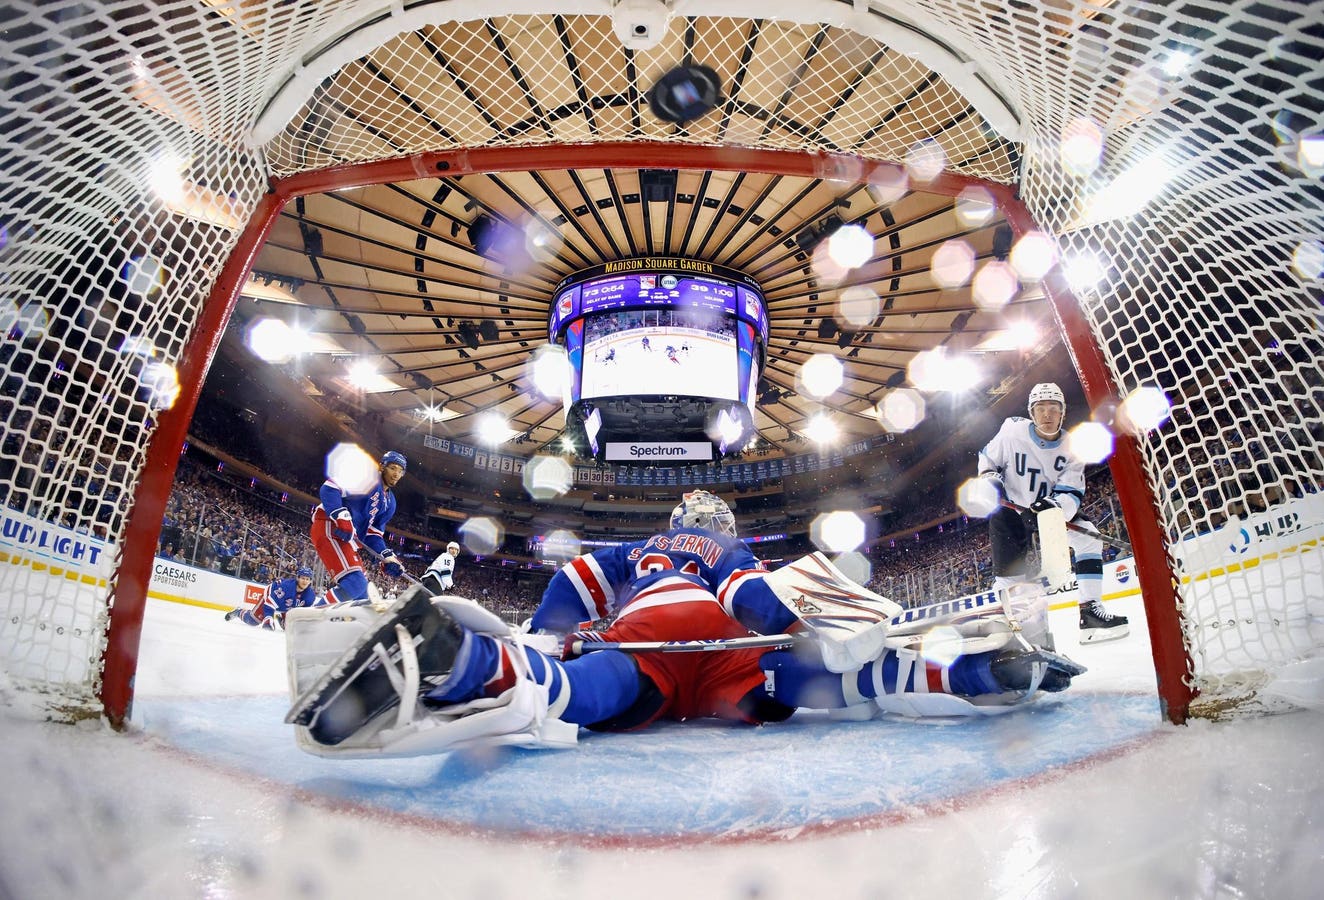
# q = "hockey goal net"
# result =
<box><xmin>1</xmin><ymin>1</ymin><xmax>1319</xmax><ymax>725</ymax></box>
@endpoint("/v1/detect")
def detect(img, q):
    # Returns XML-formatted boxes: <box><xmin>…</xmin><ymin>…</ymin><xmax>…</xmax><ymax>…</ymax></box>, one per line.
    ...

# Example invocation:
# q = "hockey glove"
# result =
<box><xmin>329</xmin><ymin>507</ymin><xmax>355</xmax><ymax>542</ymax></box>
<box><xmin>379</xmin><ymin>550</ymin><xmax>405</xmax><ymax>578</ymax></box>
<box><xmin>980</xmin><ymin>472</ymin><xmax>1007</xmax><ymax>500</ymax></box>
<box><xmin>1028</xmin><ymin>496</ymin><xmax>1059</xmax><ymax>514</ymax></box>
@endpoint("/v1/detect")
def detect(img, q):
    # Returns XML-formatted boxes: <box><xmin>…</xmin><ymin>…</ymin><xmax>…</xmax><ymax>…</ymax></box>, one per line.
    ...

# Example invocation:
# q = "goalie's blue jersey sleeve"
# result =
<box><xmin>529</xmin><ymin>529</ymin><xmax>788</xmax><ymax>635</ymax></box>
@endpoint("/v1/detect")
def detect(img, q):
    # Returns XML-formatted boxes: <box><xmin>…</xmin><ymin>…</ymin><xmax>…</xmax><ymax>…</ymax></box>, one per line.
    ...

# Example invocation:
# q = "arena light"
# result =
<box><xmin>1009</xmin><ymin>231</ymin><xmax>1057</xmax><ymax>282</ymax></box>
<box><xmin>1083</xmin><ymin>151</ymin><xmax>1174</xmax><ymax>224</ymax></box>
<box><xmin>1062</xmin><ymin>249</ymin><xmax>1109</xmax><ymax>293</ymax></box>
<box><xmin>908</xmin><ymin>348</ymin><xmax>982</xmax><ymax>393</ymax></box>
<box><xmin>246</xmin><ymin>317</ymin><xmax>294</xmax><ymax>363</ymax></box>
<box><xmin>1060</xmin><ymin>117</ymin><xmax>1104</xmax><ymax>177</ymax></box>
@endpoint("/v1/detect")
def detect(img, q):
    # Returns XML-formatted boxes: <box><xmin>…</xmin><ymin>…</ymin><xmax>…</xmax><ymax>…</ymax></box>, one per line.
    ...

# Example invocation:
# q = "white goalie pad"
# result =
<box><xmin>287</xmin><ymin>593</ymin><xmax>578</xmax><ymax>759</ymax></box>
<box><xmin>874</xmin><ymin>691</ymin><xmax>1036</xmax><ymax>718</ymax></box>
<box><xmin>762</xmin><ymin>552</ymin><xmax>902</xmax><ymax>673</ymax></box>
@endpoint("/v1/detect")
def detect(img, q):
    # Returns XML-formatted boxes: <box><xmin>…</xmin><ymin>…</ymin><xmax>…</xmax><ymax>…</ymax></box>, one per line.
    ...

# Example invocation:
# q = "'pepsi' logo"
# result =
<box><xmin>1115</xmin><ymin>563</ymin><xmax>1130</xmax><ymax>584</ymax></box>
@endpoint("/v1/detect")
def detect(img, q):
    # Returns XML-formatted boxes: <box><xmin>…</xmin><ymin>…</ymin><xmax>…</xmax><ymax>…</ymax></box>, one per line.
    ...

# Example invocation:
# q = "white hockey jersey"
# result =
<box><xmin>426</xmin><ymin>550</ymin><xmax>457</xmax><ymax>590</ymax></box>
<box><xmin>977</xmin><ymin>417</ymin><xmax>1085</xmax><ymax>520</ymax></box>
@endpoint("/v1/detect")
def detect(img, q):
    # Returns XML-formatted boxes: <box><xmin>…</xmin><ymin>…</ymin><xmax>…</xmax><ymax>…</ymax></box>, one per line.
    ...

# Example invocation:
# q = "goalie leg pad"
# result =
<box><xmin>285</xmin><ymin>585</ymin><xmax>465</xmax><ymax>745</ymax></box>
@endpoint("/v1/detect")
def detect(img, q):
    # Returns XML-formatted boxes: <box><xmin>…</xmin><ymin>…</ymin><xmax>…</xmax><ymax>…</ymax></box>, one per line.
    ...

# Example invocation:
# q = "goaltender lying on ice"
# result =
<box><xmin>282</xmin><ymin>550</ymin><xmax>1086</xmax><ymax>759</ymax></box>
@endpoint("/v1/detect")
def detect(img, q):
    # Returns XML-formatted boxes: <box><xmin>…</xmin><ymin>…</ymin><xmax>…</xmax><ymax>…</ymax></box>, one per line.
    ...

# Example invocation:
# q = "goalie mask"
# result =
<box><xmin>669</xmin><ymin>490</ymin><xmax>737</xmax><ymax>538</ymax></box>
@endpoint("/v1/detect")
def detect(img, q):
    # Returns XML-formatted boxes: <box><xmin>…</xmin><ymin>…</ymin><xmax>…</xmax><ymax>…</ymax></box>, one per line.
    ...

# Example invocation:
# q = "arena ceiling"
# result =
<box><xmin>219</xmin><ymin>11</ymin><xmax>1080</xmax><ymax>464</ymax></box>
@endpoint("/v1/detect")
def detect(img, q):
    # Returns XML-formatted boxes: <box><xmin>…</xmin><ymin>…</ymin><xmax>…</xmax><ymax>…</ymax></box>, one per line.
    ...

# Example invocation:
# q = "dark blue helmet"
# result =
<box><xmin>296</xmin><ymin>566</ymin><xmax>313</xmax><ymax>578</ymax></box>
<box><xmin>381</xmin><ymin>450</ymin><xmax>408</xmax><ymax>472</ymax></box>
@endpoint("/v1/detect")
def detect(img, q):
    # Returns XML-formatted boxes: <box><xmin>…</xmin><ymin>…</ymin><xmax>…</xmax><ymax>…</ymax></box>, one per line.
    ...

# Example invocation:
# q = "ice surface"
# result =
<box><xmin>1</xmin><ymin>590</ymin><xmax>1321</xmax><ymax>899</ymax></box>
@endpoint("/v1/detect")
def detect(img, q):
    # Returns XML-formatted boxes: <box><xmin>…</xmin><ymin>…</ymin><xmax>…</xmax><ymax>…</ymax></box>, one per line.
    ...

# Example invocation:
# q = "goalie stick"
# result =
<box><xmin>567</xmin><ymin>587</ymin><xmax>1009</xmax><ymax>657</ymax></box>
<box><xmin>999</xmin><ymin>499</ymin><xmax>1134</xmax><ymax>555</ymax></box>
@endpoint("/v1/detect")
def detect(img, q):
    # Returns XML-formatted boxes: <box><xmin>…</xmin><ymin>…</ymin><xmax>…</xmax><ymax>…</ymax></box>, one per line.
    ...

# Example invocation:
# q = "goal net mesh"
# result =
<box><xmin>0</xmin><ymin>1</ymin><xmax>1319</xmax><ymax>720</ymax></box>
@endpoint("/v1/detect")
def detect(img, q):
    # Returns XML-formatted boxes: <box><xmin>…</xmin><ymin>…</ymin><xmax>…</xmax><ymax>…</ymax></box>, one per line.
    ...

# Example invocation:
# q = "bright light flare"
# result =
<box><xmin>1067</xmin><ymin>421</ymin><xmax>1115</xmax><ymax>464</ymax></box>
<box><xmin>919</xmin><ymin>625</ymin><xmax>965</xmax><ymax>667</ymax></box>
<box><xmin>1060</xmin><ymin>117</ymin><xmax>1104</xmax><ymax>177</ymax></box>
<box><xmin>1298</xmin><ymin>135</ymin><xmax>1324</xmax><ymax>170</ymax></box>
<box><xmin>1085</xmin><ymin>152</ymin><xmax>1174</xmax><ymax>223</ymax></box>
<box><xmin>930</xmin><ymin>240</ymin><xmax>976</xmax><ymax>289</ymax></box>
<box><xmin>522</xmin><ymin>455</ymin><xmax>574</xmax><ymax>500</ymax></box>
<box><xmin>476</xmin><ymin>411</ymin><xmax>517</xmax><ymax>445</ymax></box>
<box><xmin>875</xmin><ymin>388</ymin><xmax>925</xmax><ymax>433</ymax></box>
<box><xmin>325</xmin><ymin>443</ymin><xmax>379</xmax><ymax>494</ymax></box>
<box><xmin>540</xmin><ymin>529</ymin><xmax>582</xmax><ymax>563</ymax></box>
<box><xmin>121</xmin><ymin>254</ymin><xmax>166</xmax><ymax>298</ymax></box>
<box><xmin>866</xmin><ymin>169</ymin><xmax>909</xmax><ymax>206</ymax></box>
<box><xmin>1062</xmin><ymin>250</ymin><xmax>1109</xmax><ymax>293</ymax></box>
<box><xmin>956</xmin><ymin>476</ymin><xmax>1002</xmax><ymax>519</ymax></box>
<box><xmin>529</xmin><ymin>344</ymin><xmax>571</xmax><ymax>401</ymax></box>
<box><xmin>803</xmin><ymin>414</ymin><xmax>839</xmax><ymax>444</ymax></box>
<box><xmin>1009</xmin><ymin>232</ymin><xmax>1057</xmax><ymax>282</ymax></box>
<box><xmin>460</xmin><ymin>516</ymin><xmax>504</xmax><ymax>555</ymax></box>
<box><xmin>909</xmin><ymin>349</ymin><xmax>982</xmax><ymax>393</ymax></box>
<box><xmin>347</xmin><ymin>360</ymin><xmax>379</xmax><ymax>390</ymax></box>
<box><xmin>826</xmin><ymin>224</ymin><xmax>874</xmax><ymax>269</ymax></box>
<box><xmin>972</xmin><ymin>261</ymin><xmax>1019</xmax><ymax>310</ymax></box>
<box><xmin>1</xmin><ymin>301</ymin><xmax>49</xmax><ymax>339</ymax></box>
<box><xmin>140</xmin><ymin>360</ymin><xmax>180</xmax><ymax>411</ymax></box>
<box><xmin>836</xmin><ymin>286</ymin><xmax>879</xmax><ymax>329</ymax></box>
<box><xmin>811</xmin><ymin>510</ymin><xmax>867</xmax><ymax>553</ymax></box>
<box><xmin>797</xmin><ymin>353</ymin><xmax>844</xmax><ymax>400</ymax></box>
<box><xmin>1162</xmin><ymin>50</ymin><xmax>1193</xmax><ymax>77</ymax></box>
<box><xmin>1118</xmin><ymin>386</ymin><xmax>1172</xmax><ymax>434</ymax></box>
<box><xmin>246</xmin><ymin>317</ymin><xmax>295</xmax><ymax>363</ymax></box>
<box><xmin>148</xmin><ymin>152</ymin><xmax>187</xmax><ymax>204</ymax></box>
<box><xmin>1292</xmin><ymin>240</ymin><xmax>1324</xmax><ymax>281</ymax></box>
<box><xmin>905</xmin><ymin>139</ymin><xmax>947</xmax><ymax>183</ymax></box>
<box><xmin>954</xmin><ymin>187</ymin><xmax>996</xmax><ymax>227</ymax></box>
<box><xmin>832</xmin><ymin>550</ymin><xmax>872</xmax><ymax>587</ymax></box>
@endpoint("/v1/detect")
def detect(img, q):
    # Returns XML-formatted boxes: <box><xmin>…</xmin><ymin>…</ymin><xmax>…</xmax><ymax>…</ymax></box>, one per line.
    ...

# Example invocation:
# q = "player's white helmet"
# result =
<box><xmin>669</xmin><ymin>490</ymin><xmax>736</xmax><ymax>537</ymax></box>
<box><xmin>446</xmin><ymin>541</ymin><xmax>460</xmax><ymax>555</ymax></box>
<box><xmin>1027</xmin><ymin>382</ymin><xmax>1065</xmax><ymax>416</ymax></box>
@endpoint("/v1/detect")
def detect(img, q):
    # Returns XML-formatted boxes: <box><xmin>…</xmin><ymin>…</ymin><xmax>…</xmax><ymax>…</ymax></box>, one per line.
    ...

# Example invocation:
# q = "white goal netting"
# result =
<box><xmin>1</xmin><ymin>0</ymin><xmax>1320</xmax><ymax>722</ymax></box>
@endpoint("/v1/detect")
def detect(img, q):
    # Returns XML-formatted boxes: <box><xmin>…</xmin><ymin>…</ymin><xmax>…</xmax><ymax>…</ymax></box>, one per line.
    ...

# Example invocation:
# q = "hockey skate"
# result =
<box><xmin>285</xmin><ymin>584</ymin><xmax>464</xmax><ymax>746</ymax></box>
<box><xmin>988</xmin><ymin>646</ymin><xmax>1087</xmax><ymax>693</ymax></box>
<box><xmin>1079</xmin><ymin>601</ymin><xmax>1129</xmax><ymax>643</ymax></box>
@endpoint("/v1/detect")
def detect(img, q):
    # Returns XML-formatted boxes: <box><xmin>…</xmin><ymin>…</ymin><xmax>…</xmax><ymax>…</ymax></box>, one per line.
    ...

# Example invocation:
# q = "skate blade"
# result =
<box><xmin>1079</xmin><ymin>625</ymin><xmax>1129</xmax><ymax>644</ymax></box>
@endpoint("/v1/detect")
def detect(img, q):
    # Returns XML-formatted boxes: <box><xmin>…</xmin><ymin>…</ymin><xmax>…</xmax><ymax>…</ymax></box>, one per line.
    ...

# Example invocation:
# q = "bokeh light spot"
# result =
<box><xmin>876</xmin><ymin>388</ymin><xmax>925</xmax><ymax>433</ymax></box>
<box><xmin>930</xmin><ymin>240</ymin><xmax>976</xmax><ymax>289</ymax></box>
<box><xmin>811</xmin><ymin>511</ymin><xmax>866</xmax><ymax>553</ymax></box>
<box><xmin>797</xmin><ymin>353</ymin><xmax>844</xmax><ymax>400</ymax></box>
<box><xmin>522</xmin><ymin>455</ymin><xmax>574</xmax><ymax>500</ymax></box>
<box><xmin>460</xmin><ymin>516</ymin><xmax>504</xmax><ymax>555</ymax></box>
<box><xmin>325</xmin><ymin>444</ymin><xmax>380</xmax><ymax>494</ymax></box>
<box><xmin>957</xmin><ymin>477</ymin><xmax>1002</xmax><ymax>519</ymax></box>
<box><xmin>972</xmin><ymin>261</ymin><xmax>1019</xmax><ymax>310</ymax></box>
<box><xmin>1067</xmin><ymin>422</ymin><xmax>1115</xmax><ymax>464</ymax></box>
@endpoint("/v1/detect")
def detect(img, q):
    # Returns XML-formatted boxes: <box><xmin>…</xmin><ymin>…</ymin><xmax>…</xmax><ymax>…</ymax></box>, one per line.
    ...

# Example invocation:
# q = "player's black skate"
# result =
<box><xmin>1079</xmin><ymin>601</ymin><xmax>1129</xmax><ymax>643</ymax></box>
<box><xmin>285</xmin><ymin>584</ymin><xmax>464</xmax><ymax>746</ymax></box>
<box><xmin>988</xmin><ymin>646</ymin><xmax>1087</xmax><ymax>693</ymax></box>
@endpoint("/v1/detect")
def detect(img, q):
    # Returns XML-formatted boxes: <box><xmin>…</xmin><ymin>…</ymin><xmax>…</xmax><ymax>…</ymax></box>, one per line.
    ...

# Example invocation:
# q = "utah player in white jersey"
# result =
<box><xmin>978</xmin><ymin>383</ymin><xmax>1129</xmax><ymax>643</ymax></box>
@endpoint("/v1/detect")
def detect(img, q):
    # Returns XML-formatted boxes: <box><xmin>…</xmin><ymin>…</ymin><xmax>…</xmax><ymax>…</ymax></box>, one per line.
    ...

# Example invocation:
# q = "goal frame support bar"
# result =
<box><xmin>101</xmin><ymin>142</ymin><xmax>1194</xmax><ymax>727</ymax></box>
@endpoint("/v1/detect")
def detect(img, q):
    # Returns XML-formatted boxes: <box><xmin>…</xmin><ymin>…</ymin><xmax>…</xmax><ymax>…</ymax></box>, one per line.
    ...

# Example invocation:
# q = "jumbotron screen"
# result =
<box><xmin>550</xmin><ymin>260</ymin><xmax>768</xmax><ymax>406</ymax></box>
<box><xmin>548</xmin><ymin>259</ymin><xmax>768</xmax><ymax>461</ymax></box>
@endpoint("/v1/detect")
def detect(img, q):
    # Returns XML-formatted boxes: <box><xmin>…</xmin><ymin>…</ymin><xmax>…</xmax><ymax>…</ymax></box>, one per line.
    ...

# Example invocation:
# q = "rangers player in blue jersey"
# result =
<box><xmin>285</xmin><ymin>491</ymin><xmax>1084</xmax><ymax>756</ymax></box>
<box><xmin>225</xmin><ymin>566</ymin><xmax>321</xmax><ymax>629</ymax></box>
<box><xmin>309</xmin><ymin>450</ymin><xmax>408</xmax><ymax>605</ymax></box>
<box><xmin>978</xmin><ymin>383</ymin><xmax>1129</xmax><ymax>643</ymax></box>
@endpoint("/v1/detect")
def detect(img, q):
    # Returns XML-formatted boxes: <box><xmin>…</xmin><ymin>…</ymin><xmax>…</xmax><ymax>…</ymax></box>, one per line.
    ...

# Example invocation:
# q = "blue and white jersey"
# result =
<box><xmin>316</xmin><ymin>478</ymin><xmax>397</xmax><ymax>555</ymax></box>
<box><xmin>265</xmin><ymin>576</ymin><xmax>316</xmax><ymax>614</ymax></box>
<box><xmin>530</xmin><ymin>528</ymin><xmax>776</xmax><ymax>635</ymax></box>
<box><xmin>977</xmin><ymin>417</ymin><xmax>1085</xmax><ymax>520</ymax></box>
